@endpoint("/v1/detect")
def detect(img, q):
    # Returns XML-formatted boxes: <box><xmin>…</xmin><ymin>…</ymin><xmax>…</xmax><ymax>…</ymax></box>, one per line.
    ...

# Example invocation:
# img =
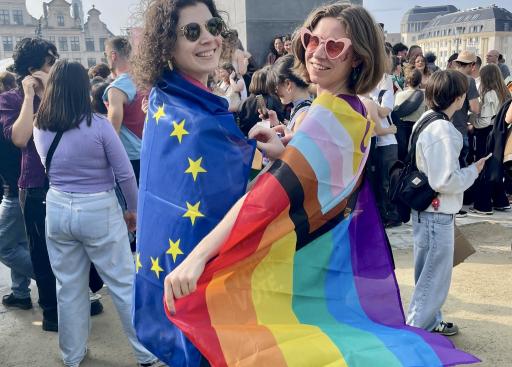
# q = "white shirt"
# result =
<box><xmin>370</xmin><ymin>75</ymin><xmax>397</xmax><ymax>147</ymax></box>
<box><xmin>414</xmin><ymin>111</ymin><xmax>479</xmax><ymax>214</ymax></box>
<box><xmin>475</xmin><ymin>90</ymin><xmax>499</xmax><ymax>129</ymax></box>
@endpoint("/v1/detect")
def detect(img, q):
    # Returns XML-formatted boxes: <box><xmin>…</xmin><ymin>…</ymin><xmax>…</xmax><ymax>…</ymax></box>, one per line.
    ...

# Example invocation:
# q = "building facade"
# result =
<box><xmin>0</xmin><ymin>0</ymin><xmax>113</xmax><ymax>68</ymax></box>
<box><xmin>215</xmin><ymin>0</ymin><xmax>363</xmax><ymax>66</ymax></box>
<box><xmin>416</xmin><ymin>6</ymin><xmax>512</xmax><ymax>69</ymax></box>
<box><xmin>401</xmin><ymin>5</ymin><xmax>457</xmax><ymax>46</ymax></box>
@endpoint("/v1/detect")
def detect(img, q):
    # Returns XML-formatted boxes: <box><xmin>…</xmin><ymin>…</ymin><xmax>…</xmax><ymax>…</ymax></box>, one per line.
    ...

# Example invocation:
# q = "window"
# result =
<box><xmin>101</xmin><ymin>57</ymin><xmax>107</xmax><ymax>64</ymax></box>
<box><xmin>99</xmin><ymin>38</ymin><xmax>106</xmax><ymax>52</ymax></box>
<box><xmin>58</xmin><ymin>37</ymin><xmax>68</xmax><ymax>51</ymax></box>
<box><xmin>87</xmin><ymin>58</ymin><xmax>96</xmax><ymax>67</ymax></box>
<box><xmin>85</xmin><ymin>38</ymin><xmax>95</xmax><ymax>51</ymax></box>
<box><xmin>74</xmin><ymin>58</ymin><xmax>82</xmax><ymax>63</ymax></box>
<box><xmin>12</xmin><ymin>9</ymin><xmax>23</xmax><ymax>25</ymax></box>
<box><xmin>70</xmin><ymin>36</ymin><xmax>80</xmax><ymax>51</ymax></box>
<box><xmin>3</xmin><ymin>36</ymin><xmax>13</xmax><ymax>51</ymax></box>
<box><xmin>0</xmin><ymin>9</ymin><xmax>9</xmax><ymax>24</ymax></box>
<box><xmin>57</xmin><ymin>14</ymin><xmax>64</xmax><ymax>26</ymax></box>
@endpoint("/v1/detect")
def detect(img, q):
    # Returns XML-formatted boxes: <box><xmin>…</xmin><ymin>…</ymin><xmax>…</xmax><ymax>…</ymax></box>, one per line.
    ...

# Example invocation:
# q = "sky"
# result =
<box><xmin>26</xmin><ymin>0</ymin><xmax>512</xmax><ymax>35</ymax></box>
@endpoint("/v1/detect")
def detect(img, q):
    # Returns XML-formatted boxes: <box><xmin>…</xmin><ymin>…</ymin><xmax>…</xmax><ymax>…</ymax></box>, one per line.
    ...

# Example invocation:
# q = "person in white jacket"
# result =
<box><xmin>406</xmin><ymin>70</ymin><xmax>489</xmax><ymax>336</ymax></box>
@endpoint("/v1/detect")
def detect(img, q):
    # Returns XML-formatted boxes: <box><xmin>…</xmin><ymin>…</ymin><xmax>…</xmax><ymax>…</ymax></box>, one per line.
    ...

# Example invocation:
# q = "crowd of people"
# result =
<box><xmin>1</xmin><ymin>0</ymin><xmax>512</xmax><ymax>366</ymax></box>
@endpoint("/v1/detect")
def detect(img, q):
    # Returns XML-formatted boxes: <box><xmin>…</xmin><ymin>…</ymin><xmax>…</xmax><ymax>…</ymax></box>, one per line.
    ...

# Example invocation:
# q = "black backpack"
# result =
<box><xmin>389</xmin><ymin>111</ymin><xmax>448</xmax><ymax>222</ymax></box>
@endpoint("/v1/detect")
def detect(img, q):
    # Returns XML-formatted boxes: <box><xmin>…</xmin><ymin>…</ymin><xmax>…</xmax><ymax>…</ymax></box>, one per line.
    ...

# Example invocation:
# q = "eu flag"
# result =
<box><xmin>134</xmin><ymin>71</ymin><xmax>255</xmax><ymax>366</ymax></box>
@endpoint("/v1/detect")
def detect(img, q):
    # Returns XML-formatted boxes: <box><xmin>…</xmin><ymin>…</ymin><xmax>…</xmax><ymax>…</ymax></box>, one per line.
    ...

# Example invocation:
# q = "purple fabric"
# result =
<box><xmin>349</xmin><ymin>181</ymin><xmax>480</xmax><ymax>365</ymax></box>
<box><xmin>0</xmin><ymin>89</ymin><xmax>45</xmax><ymax>189</ymax></box>
<box><xmin>33</xmin><ymin>114</ymin><xmax>138</xmax><ymax>211</ymax></box>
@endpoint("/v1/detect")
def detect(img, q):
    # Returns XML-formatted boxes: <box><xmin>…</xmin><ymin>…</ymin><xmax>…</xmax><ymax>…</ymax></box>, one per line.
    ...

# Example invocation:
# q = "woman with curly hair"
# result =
<box><xmin>131</xmin><ymin>1</ymin><xmax>282</xmax><ymax>366</ymax></box>
<box><xmin>413</xmin><ymin>54</ymin><xmax>430</xmax><ymax>89</ymax></box>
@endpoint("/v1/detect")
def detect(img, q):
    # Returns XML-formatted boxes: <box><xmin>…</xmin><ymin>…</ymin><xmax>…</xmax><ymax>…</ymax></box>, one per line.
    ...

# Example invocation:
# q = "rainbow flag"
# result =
<box><xmin>165</xmin><ymin>93</ymin><xmax>480</xmax><ymax>366</ymax></box>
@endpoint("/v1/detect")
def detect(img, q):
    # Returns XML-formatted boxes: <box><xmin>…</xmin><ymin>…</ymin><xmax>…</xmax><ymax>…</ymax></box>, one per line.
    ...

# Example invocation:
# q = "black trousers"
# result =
<box><xmin>375</xmin><ymin>145</ymin><xmax>401</xmax><ymax>223</ymax></box>
<box><xmin>19</xmin><ymin>188</ymin><xmax>57</xmax><ymax>321</ymax></box>
<box><xmin>472</xmin><ymin>126</ymin><xmax>509</xmax><ymax>211</ymax></box>
<box><xmin>395</xmin><ymin>121</ymin><xmax>414</xmax><ymax>162</ymax></box>
<box><xmin>19</xmin><ymin>188</ymin><xmax>104</xmax><ymax>321</ymax></box>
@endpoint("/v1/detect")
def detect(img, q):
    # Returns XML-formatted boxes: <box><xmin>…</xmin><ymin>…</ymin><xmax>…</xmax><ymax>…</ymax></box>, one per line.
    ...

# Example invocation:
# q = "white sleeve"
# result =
<box><xmin>421</xmin><ymin>135</ymin><xmax>479</xmax><ymax>194</ymax></box>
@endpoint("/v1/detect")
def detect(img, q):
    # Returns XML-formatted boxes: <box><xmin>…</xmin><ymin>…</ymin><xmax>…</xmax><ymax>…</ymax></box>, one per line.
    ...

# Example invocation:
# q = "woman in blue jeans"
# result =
<box><xmin>32</xmin><ymin>60</ymin><xmax>161</xmax><ymax>367</ymax></box>
<box><xmin>406</xmin><ymin>70</ymin><xmax>488</xmax><ymax>336</ymax></box>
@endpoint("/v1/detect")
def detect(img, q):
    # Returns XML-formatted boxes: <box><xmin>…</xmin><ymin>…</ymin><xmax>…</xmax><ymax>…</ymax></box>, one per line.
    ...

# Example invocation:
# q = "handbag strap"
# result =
<box><xmin>44</xmin><ymin>131</ymin><xmax>64</xmax><ymax>186</ymax></box>
<box><xmin>405</xmin><ymin>111</ymin><xmax>448</xmax><ymax>169</ymax></box>
<box><xmin>394</xmin><ymin>90</ymin><xmax>424</xmax><ymax>118</ymax></box>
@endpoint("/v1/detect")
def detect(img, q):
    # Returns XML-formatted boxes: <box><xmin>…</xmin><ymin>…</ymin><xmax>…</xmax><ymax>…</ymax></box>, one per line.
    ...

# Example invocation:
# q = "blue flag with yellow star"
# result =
<box><xmin>134</xmin><ymin>70</ymin><xmax>255</xmax><ymax>366</ymax></box>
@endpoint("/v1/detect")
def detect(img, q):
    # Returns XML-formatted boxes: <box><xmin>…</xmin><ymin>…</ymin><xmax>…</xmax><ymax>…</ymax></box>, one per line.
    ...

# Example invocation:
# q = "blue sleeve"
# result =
<box><xmin>103</xmin><ymin>74</ymin><xmax>137</xmax><ymax>103</ymax></box>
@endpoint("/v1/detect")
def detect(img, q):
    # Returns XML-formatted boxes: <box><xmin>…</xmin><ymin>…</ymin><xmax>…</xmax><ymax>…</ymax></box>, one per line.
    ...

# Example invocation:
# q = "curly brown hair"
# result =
<box><xmin>292</xmin><ymin>4</ymin><xmax>386</xmax><ymax>95</ymax></box>
<box><xmin>131</xmin><ymin>0</ymin><xmax>224</xmax><ymax>89</ymax></box>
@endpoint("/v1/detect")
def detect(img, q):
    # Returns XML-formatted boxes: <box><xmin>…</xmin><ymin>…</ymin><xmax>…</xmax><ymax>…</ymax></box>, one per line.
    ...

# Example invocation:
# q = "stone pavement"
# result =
<box><xmin>387</xmin><ymin>205</ymin><xmax>512</xmax><ymax>250</ymax></box>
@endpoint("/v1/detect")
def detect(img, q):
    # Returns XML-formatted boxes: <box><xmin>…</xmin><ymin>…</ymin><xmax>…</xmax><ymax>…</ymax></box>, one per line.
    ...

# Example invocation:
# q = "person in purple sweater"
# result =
<box><xmin>33</xmin><ymin>60</ymin><xmax>160</xmax><ymax>367</ymax></box>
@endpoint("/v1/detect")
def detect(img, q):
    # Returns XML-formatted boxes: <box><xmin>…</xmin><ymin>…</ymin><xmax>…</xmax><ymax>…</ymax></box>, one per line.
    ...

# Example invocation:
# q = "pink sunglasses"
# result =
<box><xmin>300</xmin><ymin>27</ymin><xmax>352</xmax><ymax>60</ymax></box>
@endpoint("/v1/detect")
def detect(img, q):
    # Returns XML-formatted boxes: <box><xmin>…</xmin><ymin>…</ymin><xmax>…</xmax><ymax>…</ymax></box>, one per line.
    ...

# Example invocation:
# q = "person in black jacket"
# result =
<box><xmin>236</xmin><ymin>66</ymin><xmax>284</xmax><ymax>136</ymax></box>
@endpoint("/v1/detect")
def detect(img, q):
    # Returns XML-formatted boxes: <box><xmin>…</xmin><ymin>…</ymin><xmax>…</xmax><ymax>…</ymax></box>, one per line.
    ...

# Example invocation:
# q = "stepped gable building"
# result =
<box><xmin>417</xmin><ymin>5</ymin><xmax>512</xmax><ymax>69</ymax></box>
<box><xmin>0</xmin><ymin>0</ymin><xmax>113</xmax><ymax>67</ymax></box>
<box><xmin>400</xmin><ymin>5</ymin><xmax>458</xmax><ymax>46</ymax></box>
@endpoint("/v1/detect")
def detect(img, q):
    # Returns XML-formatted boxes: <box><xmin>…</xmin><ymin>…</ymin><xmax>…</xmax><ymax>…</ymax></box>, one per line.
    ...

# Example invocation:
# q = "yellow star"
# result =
<box><xmin>185</xmin><ymin>157</ymin><xmax>207</xmax><ymax>181</ymax></box>
<box><xmin>153</xmin><ymin>104</ymin><xmax>166</xmax><ymax>125</ymax></box>
<box><xmin>135</xmin><ymin>252</ymin><xmax>142</xmax><ymax>273</ymax></box>
<box><xmin>183</xmin><ymin>201</ymin><xmax>205</xmax><ymax>226</ymax></box>
<box><xmin>166</xmin><ymin>238</ymin><xmax>184</xmax><ymax>263</ymax></box>
<box><xmin>150</xmin><ymin>256</ymin><xmax>164</xmax><ymax>279</ymax></box>
<box><xmin>170</xmin><ymin>119</ymin><xmax>189</xmax><ymax>143</ymax></box>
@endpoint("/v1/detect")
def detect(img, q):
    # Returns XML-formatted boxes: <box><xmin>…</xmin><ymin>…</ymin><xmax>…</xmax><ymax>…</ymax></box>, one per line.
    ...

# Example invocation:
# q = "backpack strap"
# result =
<box><xmin>405</xmin><ymin>111</ymin><xmax>448</xmax><ymax>169</ymax></box>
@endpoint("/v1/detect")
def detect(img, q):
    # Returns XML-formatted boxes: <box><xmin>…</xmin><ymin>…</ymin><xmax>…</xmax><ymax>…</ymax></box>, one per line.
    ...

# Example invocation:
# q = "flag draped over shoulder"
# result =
<box><xmin>165</xmin><ymin>93</ymin><xmax>480</xmax><ymax>367</ymax></box>
<box><xmin>134</xmin><ymin>71</ymin><xmax>255</xmax><ymax>367</ymax></box>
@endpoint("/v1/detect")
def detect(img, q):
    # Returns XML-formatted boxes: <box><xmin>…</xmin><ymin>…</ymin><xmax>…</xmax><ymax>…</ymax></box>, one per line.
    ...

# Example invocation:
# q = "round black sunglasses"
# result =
<box><xmin>179</xmin><ymin>17</ymin><xmax>225</xmax><ymax>42</ymax></box>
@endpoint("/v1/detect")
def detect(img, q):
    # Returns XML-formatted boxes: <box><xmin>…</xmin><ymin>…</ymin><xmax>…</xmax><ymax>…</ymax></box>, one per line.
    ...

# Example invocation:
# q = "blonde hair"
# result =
<box><xmin>292</xmin><ymin>3</ymin><xmax>386</xmax><ymax>95</ymax></box>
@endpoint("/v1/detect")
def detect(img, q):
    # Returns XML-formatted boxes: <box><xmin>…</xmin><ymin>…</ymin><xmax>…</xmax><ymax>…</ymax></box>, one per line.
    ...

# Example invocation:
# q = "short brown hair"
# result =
<box><xmin>0</xmin><ymin>71</ymin><xmax>16</xmax><ymax>92</ymax></box>
<box><xmin>425</xmin><ymin>70</ymin><xmax>468</xmax><ymax>112</ymax></box>
<box><xmin>292</xmin><ymin>4</ymin><xmax>387</xmax><ymax>95</ymax></box>
<box><xmin>106</xmin><ymin>36</ymin><xmax>132</xmax><ymax>58</ymax></box>
<box><xmin>248</xmin><ymin>67</ymin><xmax>270</xmax><ymax>95</ymax></box>
<box><xmin>404</xmin><ymin>65</ymin><xmax>422</xmax><ymax>88</ymax></box>
<box><xmin>88</xmin><ymin>63</ymin><xmax>111</xmax><ymax>79</ymax></box>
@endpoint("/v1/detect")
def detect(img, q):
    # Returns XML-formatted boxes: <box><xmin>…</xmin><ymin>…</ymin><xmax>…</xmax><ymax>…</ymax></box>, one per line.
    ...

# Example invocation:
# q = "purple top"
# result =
<box><xmin>33</xmin><ymin>114</ymin><xmax>138</xmax><ymax>211</ymax></box>
<box><xmin>0</xmin><ymin>89</ymin><xmax>45</xmax><ymax>189</ymax></box>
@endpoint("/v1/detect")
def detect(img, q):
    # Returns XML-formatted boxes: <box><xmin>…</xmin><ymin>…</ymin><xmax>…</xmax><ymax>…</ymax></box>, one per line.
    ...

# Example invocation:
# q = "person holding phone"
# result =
<box><xmin>407</xmin><ymin>70</ymin><xmax>489</xmax><ymax>336</ymax></box>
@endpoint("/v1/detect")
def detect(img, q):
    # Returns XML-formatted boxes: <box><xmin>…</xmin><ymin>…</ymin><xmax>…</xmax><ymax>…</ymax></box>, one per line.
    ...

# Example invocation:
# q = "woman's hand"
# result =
<box><xmin>389</xmin><ymin>124</ymin><xmax>397</xmax><ymax>134</ymax></box>
<box><xmin>164</xmin><ymin>253</ymin><xmax>207</xmax><ymax>315</ymax></box>
<box><xmin>474</xmin><ymin>153</ymin><xmax>492</xmax><ymax>174</ymax></box>
<box><xmin>272</xmin><ymin>124</ymin><xmax>294</xmax><ymax>145</ymax></box>
<box><xmin>259</xmin><ymin>109</ymin><xmax>280</xmax><ymax>127</ymax></box>
<box><xmin>123</xmin><ymin>211</ymin><xmax>137</xmax><ymax>232</ymax></box>
<box><xmin>249</xmin><ymin>125</ymin><xmax>285</xmax><ymax>160</ymax></box>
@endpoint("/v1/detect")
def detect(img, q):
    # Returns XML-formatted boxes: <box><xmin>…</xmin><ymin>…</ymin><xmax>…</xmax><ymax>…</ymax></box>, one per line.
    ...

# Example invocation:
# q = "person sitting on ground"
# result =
<box><xmin>406</xmin><ymin>69</ymin><xmax>488</xmax><ymax>336</ymax></box>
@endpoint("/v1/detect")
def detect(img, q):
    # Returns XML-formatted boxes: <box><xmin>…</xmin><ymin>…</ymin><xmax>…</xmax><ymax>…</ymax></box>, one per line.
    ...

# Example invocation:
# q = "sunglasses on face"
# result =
<box><xmin>300</xmin><ymin>28</ymin><xmax>352</xmax><ymax>60</ymax></box>
<box><xmin>179</xmin><ymin>17</ymin><xmax>224</xmax><ymax>42</ymax></box>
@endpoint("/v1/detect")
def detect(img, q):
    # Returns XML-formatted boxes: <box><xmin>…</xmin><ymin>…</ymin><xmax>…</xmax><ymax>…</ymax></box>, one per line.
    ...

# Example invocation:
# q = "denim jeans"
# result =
<box><xmin>0</xmin><ymin>195</ymin><xmax>34</xmax><ymax>298</ymax></box>
<box><xmin>45</xmin><ymin>188</ymin><xmax>155</xmax><ymax>367</ymax></box>
<box><xmin>406</xmin><ymin>210</ymin><xmax>455</xmax><ymax>331</ymax></box>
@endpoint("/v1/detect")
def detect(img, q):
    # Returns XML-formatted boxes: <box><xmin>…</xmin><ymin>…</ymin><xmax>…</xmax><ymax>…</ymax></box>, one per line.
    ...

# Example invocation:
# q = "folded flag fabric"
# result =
<box><xmin>134</xmin><ymin>71</ymin><xmax>255</xmax><ymax>367</ymax></box>
<box><xmin>165</xmin><ymin>92</ymin><xmax>480</xmax><ymax>367</ymax></box>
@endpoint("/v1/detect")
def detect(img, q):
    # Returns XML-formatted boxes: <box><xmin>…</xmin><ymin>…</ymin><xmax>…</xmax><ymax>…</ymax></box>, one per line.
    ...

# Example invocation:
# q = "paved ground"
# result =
<box><xmin>1</xmin><ymin>205</ymin><xmax>511</xmax><ymax>366</ymax></box>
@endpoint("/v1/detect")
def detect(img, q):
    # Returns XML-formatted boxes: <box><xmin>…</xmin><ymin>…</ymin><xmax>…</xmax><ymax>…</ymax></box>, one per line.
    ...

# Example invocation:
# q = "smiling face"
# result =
<box><xmin>305</xmin><ymin>17</ymin><xmax>355</xmax><ymax>95</ymax></box>
<box><xmin>274</xmin><ymin>38</ymin><xmax>284</xmax><ymax>54</ymax></box>
<box><xmin>414</xmin><ymin>55</ymin><xmax>425</xmax><ymax>70</ymax></box>
<box><xmin>172</xmin><ymin>3</ymin><xmax>223</xmax><ymax>85</ymax></box>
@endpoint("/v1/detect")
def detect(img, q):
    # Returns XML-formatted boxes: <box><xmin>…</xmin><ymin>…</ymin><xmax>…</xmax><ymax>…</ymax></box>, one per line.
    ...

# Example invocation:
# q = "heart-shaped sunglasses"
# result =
<box><xmin>300</xmin><ymin>27</ymin><xmax>352</xmax><ymax>60</ymax></box>
<box><xmin>179</xmin><ymin>17</ymin><xmax>225</xmax><ymax>42</ymax></box>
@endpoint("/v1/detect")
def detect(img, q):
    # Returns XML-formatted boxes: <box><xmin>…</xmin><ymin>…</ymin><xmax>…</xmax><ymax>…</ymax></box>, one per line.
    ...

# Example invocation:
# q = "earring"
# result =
<box><xmin>168</xmin><ymin>59</ymin><xmax>174</xmax><ymax>71</ymax></box>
